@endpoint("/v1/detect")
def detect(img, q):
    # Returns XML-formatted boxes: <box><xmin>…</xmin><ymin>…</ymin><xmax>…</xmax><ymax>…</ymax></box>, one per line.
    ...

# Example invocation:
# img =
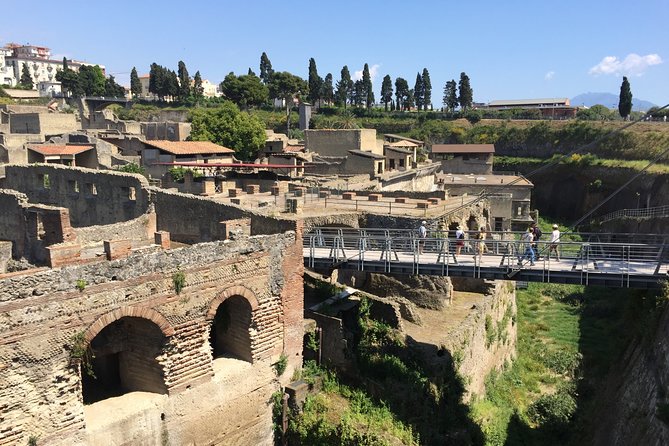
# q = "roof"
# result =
<box><xmin>284</xmin><ymin>144</ymin><xmax>305</xmax><ymax>152</ymax></box>
<box><xmin>385</xmin><ymin>146</ymin><xmax>413</xmax><ymax>154</ymax></box>
<box><xmin>387</xmin><ymin>140</ymin><xmax>418</xmax><ymax>148</ymax></box>
<box><xmin>28</xmin><ymin>144</ymin><xmax>94</xmax><ymax>156</ymax></box>
<box><xmin>437</xmin><ymin>173</ymin><xmax>533</xmax><ymax>187</ymax></box>
<box><xmin>383</xmin><ymin>134</ymin><xmax>424</xmax><ymax>145</ymax></box>
<box><xmin>488</xmin><ymin>98</ymin><xmax>570</xmax><ymax>107</ymax></box>
<box><xmin>348</xmin><ymin>150</ymin><xmax>385</xmax><ymax>160</ymax></box>
<box><xmin>3</xmin><ymin>89</ymin><xmax>41</xmax><ymax>99</ymax></box>
<box><xmin>431</xmin><ymin>144</ymin><xmax>495</xmax><ymax>154</ymax></box>
<box><xmin>144</xmin><ymin>140</ymin><xmax>235</xmax><ymax>155</ymax></box>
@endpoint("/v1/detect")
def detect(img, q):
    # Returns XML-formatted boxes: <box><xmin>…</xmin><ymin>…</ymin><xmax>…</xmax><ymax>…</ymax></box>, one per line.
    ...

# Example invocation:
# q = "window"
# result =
<box><xmin>68</xmin><ymin>180</ymin><xmax>79</xmax><ymax>193</ymax></box>
<box><xmin>39</xmin><ymin>174</ymin><xmax>51</xmax><ymax>189</ymax></box>
<box><xmin>85</xmin><ymin>183</ymin><xmax>97</xmax><ymax>196</ymax></box>
<box><xmin>399</xmin><ymin>159</ymin><xmax>405</xmax><ymax>168</ymax></box>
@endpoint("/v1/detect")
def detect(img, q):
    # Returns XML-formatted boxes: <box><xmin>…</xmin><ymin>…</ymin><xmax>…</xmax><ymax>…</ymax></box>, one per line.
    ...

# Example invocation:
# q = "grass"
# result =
<box><xmin>470</xmin><ymin>283</ymin><xmax>665</xmax><ymax>445</ymax></box>
<box><xmin>496</xmin><ymin>155</ymin><xmax>669</xmax><ymax>175</ymax></box>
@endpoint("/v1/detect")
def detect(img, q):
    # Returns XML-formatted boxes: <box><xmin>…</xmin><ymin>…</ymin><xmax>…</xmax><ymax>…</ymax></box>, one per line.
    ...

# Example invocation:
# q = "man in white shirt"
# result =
<box><xmin>418</xmin><ymin>221</ymin><xmax>427</xmax><ymax>254</ymax></box>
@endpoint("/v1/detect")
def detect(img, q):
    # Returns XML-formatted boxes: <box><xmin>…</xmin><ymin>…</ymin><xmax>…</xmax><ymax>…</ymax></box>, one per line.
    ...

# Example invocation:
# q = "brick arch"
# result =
<box><xmin>206</xmin><ymin>285</ymin><xmax>259</xmax><ymax>320</ymax></box>
<box><xmin>84</xmin><ymin>306</ymin><xmax>175</xmax><ymax>342</ymax></box>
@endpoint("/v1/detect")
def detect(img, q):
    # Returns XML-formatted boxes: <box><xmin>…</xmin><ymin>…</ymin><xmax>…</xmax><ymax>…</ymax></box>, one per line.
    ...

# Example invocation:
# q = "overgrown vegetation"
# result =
<box><xmin>470</xmin><ymin>283</ymin><xmax>667</xmax><ymax>445</ymax></box>
<box><xmin>285</xmin><ymin>361</ymin><xmax>419</xmax><ymax>445</ymax></box>
<box><xmin>68</xmin><ymin>331</ymin><xmax>95</xmax><ymax>378</ymax></box>
<box><xmin>167</xmin><ymin>166</ymin><xmax>203</xmax><ymax>182</ymax></box>
<box><xmin>117</xmin><ymin>162</ymin><xmax>147</xmax><ymax>176</ymax></box>
<box><xmin>75</xmin><ymin>279</ymin><xmax>87</xmax><ymax>292</ymax></box>
<box><xmin>274</xmin><ymin>353</ymin><xmax>288</xmax><ymax>376</ymax></box>
<box><xmin>172</xmin><ymin>270</ymin><xmax>186</xmax><ymax>295</ymax></box>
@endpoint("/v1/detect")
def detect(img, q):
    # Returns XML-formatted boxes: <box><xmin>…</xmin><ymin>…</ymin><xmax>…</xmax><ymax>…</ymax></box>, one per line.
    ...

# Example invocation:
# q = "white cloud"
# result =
<box><xmin>589</xmin><ymin>53</ymin><xmax>662</xmax><ymax>77</ymax></box>
<box><xmin>544</xmin><ymin>71</ymin><xmax>555</xmax><ymax>81</ymax></box>
<box><xmin>353</xmin><ymin>64</ymin><xmax>380</xmax><ymax>83</ymax></box>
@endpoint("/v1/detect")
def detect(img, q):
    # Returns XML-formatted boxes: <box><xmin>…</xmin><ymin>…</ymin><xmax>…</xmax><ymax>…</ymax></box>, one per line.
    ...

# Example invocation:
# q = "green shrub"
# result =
<box><xmin>527</xmin><ymin>390</ymin><xmax>576</xmax><ymax>433</ymax></box>
<box><xmin>117</xmin><ymin>162</ymin><xmax>146</xmax><ymax>176</ymax></box>
<box><xmin>172</xmin><ymin>270</ymin><xmax>186</xmax><ymax>295</ymax></box>
<box><xmin>274</xmin><ymin>352</ymin><xmax>288</xmax><ymax>376</ymax></box>
<box><xmin>485</xmin><ymin>315</ymin><xmax>497</xmax><ymax>348</ymax></box>
<box><xmin>75</xmin><ymin>279</ymin><xmax>87</xmax><ymax>292</ymax></box>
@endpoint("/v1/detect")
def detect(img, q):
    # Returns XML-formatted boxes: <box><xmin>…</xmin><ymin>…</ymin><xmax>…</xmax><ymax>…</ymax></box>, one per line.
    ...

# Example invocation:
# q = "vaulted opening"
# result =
<box><xmin>209</xmin><ymin>296</ymin><xmax>253</xmax><ymax>363</ymax></box>
<box><xmin>82</xmin><ymin>316</ymin><xmax>167</xmax><ymax>404</ymax></box>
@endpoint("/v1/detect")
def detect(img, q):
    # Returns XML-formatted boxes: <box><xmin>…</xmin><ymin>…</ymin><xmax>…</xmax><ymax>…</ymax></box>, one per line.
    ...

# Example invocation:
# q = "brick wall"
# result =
<box><xmin>0</xmin><ymin>231</ymin><xmax>303</xmax><ymax>445</ymax></box>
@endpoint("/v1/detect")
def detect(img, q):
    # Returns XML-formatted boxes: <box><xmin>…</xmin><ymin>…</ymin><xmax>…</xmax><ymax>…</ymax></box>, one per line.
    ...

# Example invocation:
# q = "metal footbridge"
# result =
<box><xmin>304</xmin><ymin>228</ymin><xmax>669</xmax><ymax>289</ymax></box>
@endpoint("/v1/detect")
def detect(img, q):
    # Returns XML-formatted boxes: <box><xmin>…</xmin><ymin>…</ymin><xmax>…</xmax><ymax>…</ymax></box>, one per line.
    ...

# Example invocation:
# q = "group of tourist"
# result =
<box><xmin>417</xmin><ymin>221</ymin><xmax>563</xmax><ymax>265</ymax></box>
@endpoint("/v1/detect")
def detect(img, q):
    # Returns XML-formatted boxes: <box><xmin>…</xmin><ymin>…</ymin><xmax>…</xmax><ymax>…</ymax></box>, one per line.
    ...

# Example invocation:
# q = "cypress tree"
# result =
<box><xmin>618</xmin><ymin>76</ymin><xmax>633</xmax><ymax>120</ymax></box>
<box><xmin>422</xmin><ymin>68</ymin><xmax>432</xmax><ymax>111</ymax></box>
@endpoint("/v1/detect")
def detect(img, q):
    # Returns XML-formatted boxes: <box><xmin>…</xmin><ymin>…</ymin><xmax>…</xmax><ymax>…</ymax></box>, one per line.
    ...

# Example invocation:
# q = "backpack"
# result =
<box><xmin>533</xmin><ymin>227</ymin><xmax>543</xmax><ymax>240</ymax></box>
<box><xmin>457</xmin><ymin>232</ymin><xmax>464</xmax><ymax>239</ymax></box>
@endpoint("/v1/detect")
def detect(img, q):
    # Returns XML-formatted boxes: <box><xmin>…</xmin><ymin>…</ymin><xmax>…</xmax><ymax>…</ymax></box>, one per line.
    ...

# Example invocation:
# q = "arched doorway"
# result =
<box><xmin>209</xmin><ymin>296</ymin><xmax>253</xmax><ymax>363</ymax></box>
<box><xmin>82</xmin><ymin>316</ymin><xmax>168</xmax><ymax>404</ymax></box>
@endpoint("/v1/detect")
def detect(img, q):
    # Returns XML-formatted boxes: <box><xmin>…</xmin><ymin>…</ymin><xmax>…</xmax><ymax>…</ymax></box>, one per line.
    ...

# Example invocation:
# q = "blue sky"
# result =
<box><xmin>3</xmin><ymin>0</ymin><xmax>667</xmax><ymax>105</ymax></box>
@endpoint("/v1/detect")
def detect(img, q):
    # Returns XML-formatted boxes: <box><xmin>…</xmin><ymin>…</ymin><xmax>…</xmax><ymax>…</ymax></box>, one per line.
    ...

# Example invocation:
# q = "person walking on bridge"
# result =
<box><xmin>548</xmin><ymin>224</ymin><xmax>561</xmax><ymax>261</ymax></box>
<box><xmin>454</xmin><ymin>226</ymin><xmax>465</xmax><ymax>256</ymax></box>
<box><xmin>475</xmin><ymin>227</ymin><xmax>488</xmax><ymax>260</ymax></box>
<box><xmin>418</xmin><ymin>220</ymin><xmax>427</xmax><ymax>254</ymax></box>
<box><xmin>519</xmin><ymin>227</ymin><xmax>535</xmax><ymax>266</ymax></box>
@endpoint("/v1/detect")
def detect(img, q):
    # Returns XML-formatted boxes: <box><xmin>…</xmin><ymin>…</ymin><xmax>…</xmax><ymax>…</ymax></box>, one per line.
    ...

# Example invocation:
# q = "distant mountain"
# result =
<box><xmin>571</xmin><ymin>93</ymin><xmax>656</xmax><ymax>112</ymax></box>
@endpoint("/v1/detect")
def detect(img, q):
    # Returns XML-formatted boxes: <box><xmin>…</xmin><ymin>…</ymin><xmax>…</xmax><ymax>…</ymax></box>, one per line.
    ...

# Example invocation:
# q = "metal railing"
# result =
<box><xmin>599</xmin><ymin>205</ymin><xmax>669</xmax><ymax>223</ymax></box>
<box><xmin>304</xmin><ymin>227</ymin><xmax>669</xmax><ymax>288</ymax></box>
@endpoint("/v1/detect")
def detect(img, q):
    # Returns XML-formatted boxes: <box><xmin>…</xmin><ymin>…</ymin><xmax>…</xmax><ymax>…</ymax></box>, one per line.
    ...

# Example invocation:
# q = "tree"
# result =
<box><xmin>394</xmin><ymin>77</ymin><xmax>409</xmax><ymax>110</ymax></box>
<box><xmin>352</xmin><ymin>79</ymin><xmax>365</xmax><ymax>107</ymax></box>
<box><xmin>458</xmin><ymin>72</ymin><xmax>473</xmax><ymax>111</ymax></box>
<box><xmin>219</xmin><ymin>72</ymin><xmax>269</xmax><ymax>109</ymax></box>
<box><xmin>321</xmin><ymin>73</ymin><xmax>334</xmax><ymax>105</ymax></box>
<box><xmin>56</xmin><ymin>57</ymin><xmax>80</xmax><ymax>97</ymax></box>
<box><xmin>248</xmin><ymin>67</ymin><xmax>256</xmax><ymax>76</ymax></box>
<box><xmin>406</xmin><ymin>89</ymin><xmax>415</xmax><ymax>110</ymax></box>
<box><xmin>422</xmin><ymin>68</ymin><xmax>432</xmax><ymax>111</ymax></box>
<box><xmin>618</xmin><ymin>76</ymin><xmax>633</xmax><ymax>120</ymax></box>
<box><xmin>268</xmin><ymin>71</ymin><xmax>307</xmax><ymax>131</ymax></box>
<box><xmin>380</xmin><ymin>75</ymin><xmax>393</xmax><ymax>111</ymax></box>
<box><xmin>104</xmin><ymin>75</ymin><xmax>125</xmax><ymax>97</ymax></box>
<box><xmin>362</xmin><ymin>63</ymin><xmax>374</xmax><ymax>108</ymax></box>
<box><xmin>20</xmin><ymin>63</ymin><xmax>33</xmax><ymax>89</ymax></box>
<box><xmin>259</xmin><ymin>52</ymin><xmax>274</xmax><ymax>84</ymax></box>
<box><xmin>414</xmin><ymin>72</ymin><xmax>424</xmax><ymax>111</ymax></box>
<box><xmin>307</xmin><ymin>57</ymin><xmax>322</xmax><ymax>105</ymax></box>
<box><xmin>177</xmin><ymin>61</ymin><xmax>191</xmax><ymax>101</ymax></box>
<box><xmin>130</xmin><ymin>67</ymin><xmax>142</xmax><ymax>98</ymax></box>
<box><xmin>78</xmin><ymin>65</ymin><xmax>106</xmax><ymax>96</ymax></box>
<box><xmin>335</xmin><ymin>65</ymin><xmax>353</xmax><ymax>108</ymax></box>
<box><xmin>166</xmin><ymin>70</ymin><xmax>179</xmax><ymax>100</ymax></box>
<box><xmin>193</xmin><ymin>71</ymin><xmax>204</xmax><ymax>101</ymax></box>
<box><xmin>189</xmin><ymin>101</ymin><xmax>266</xmax><ymax>161</ymax></box>
<box><xmin>443</xmin><ymin>79</ymin><xmax>458</xmax><ymax>112</ymax></box>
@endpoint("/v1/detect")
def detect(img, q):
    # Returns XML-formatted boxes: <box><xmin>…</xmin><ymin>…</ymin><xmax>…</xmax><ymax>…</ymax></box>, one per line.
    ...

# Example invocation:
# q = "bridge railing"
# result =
<box><xmin>304</xmin><ymin>227</ymin><xmax>668</xmax><ymax>283</ymax></box>
<box><xmin>599</xmin><ymin>205</ymin><xmax>669</xmax><ymax>223</ymax></box>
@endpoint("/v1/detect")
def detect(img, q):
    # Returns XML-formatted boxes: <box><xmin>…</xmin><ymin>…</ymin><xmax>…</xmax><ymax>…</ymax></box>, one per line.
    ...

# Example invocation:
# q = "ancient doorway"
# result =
<box><xmin>82</xmin><ymin>317</ymin><xmax>167</xmax><ymax>404</ymax></box>
<box><xmin>209</xmin><ymin>296</ymin><xmax>253</xmax><ymax>363</ymax></box>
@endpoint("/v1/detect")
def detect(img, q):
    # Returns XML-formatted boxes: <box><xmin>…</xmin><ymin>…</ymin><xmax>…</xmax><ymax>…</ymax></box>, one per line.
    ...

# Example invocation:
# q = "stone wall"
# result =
<box><xmin>305</xmin><ymin>129</ymin><xmax>379</xmax><ymax>157</ymax></box>
<box><xmin>3</xmin><ymin>164</ymin><xmax>150</xmax><ymax>227</ymax></box>
<box><xmin>0</xmin><ymin>231</ymin><xmax>303</xmax><ymax>446</ymax></box>
<box><xmin>0</xmin><ymin>189</ymin><xmax>27</xmax><ymax>257</ymax></box>
<box><xmin>446</xmin><ymin>280</ymin><xmax>517</xmax><ymax>400</ymax></box>
<box><xmin>73</xmin><ymin>213</ymin><xmax>156</xmax><ymax>246</ymax></box>
<box><xmin>9</xmin><ymin>113</ymin><xmax>79</xmax><ymax>135</ymax></box>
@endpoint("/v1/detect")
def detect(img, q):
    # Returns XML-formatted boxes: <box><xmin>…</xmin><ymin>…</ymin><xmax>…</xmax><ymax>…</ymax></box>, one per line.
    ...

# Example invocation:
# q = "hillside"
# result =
<box><xmin>571</xmin><ymin>92</ymin><xmax>657</xmax><ymax>111</ymax></box>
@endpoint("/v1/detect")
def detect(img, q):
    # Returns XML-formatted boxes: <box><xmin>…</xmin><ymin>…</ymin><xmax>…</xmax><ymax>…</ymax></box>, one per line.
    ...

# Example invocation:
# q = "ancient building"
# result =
<box><xmin>0</xmin><ymin>164</ymin><xmax>304</xmax><ymax>445</ymax></box>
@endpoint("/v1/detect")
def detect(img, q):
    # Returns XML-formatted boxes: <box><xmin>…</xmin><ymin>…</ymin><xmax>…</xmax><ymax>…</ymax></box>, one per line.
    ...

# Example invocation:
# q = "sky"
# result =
<box><xmin>3</xmin><ymin>0</ymin><xmax>668</xmax><ymax>106</ymax></box>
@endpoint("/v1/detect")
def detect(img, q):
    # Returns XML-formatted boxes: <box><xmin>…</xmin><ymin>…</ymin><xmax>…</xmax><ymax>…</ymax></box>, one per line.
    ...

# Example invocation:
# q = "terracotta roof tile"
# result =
<box><xmin>145</xmin><ymin>140</ymin><xmax>235</xmax><ymax>155</ymax></box>
<box><xmin>431</xmin><ymin>144</ymin><xmax>495</xmax><ymax>154</ymax></box>
<box><xmin>28</xmin><ymin>144</ymin><xmax>94</xmax><ymax>156</ymax></box>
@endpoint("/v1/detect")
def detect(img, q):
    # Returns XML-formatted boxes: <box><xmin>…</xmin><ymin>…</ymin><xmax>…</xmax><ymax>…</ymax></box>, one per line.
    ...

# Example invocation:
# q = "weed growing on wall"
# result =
<box><xmin>172</xmin><ymin>270</ymin><xmax>186</xmax><ymax>295</ymax></box>
<box><xmin>68</xmin><ymin>331</ymin><xmax>95</xmax><ymax>378</ymax></box>
<box><xmin>274</xmin><ymin>353</ymin><xmax>288</xmax><ymax>376</ymax></box>
<box><xmin>75</xmin><ymin>279</ymin><xmax>87</xmax><ymax>292</ymax></box>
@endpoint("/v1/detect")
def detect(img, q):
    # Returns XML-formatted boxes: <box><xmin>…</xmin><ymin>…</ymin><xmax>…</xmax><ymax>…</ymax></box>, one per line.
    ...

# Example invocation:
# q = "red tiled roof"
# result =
<box><xmin>28</xmin><ymin>145</ymin><xmax>94</xmax><ymax>156</ymax></box>
<box><xmin>431</xmin><ymin>144</ymin><xmax>495</xmax><ymax>154</ymax></box>
<box><xmin>284</xmin><ymin>144</ymin><xmax>305</xmax><ymax>152</ymax></box>
<box><xmin>144</xmin><ymin>140</ymin><xmax>235</xmax><ymax>155</ymax></box>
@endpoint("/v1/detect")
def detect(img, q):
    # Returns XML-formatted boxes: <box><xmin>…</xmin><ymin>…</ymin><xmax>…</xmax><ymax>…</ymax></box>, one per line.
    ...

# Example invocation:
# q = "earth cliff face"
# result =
<box><xmin>590</xmin><ymin>303</ymin><xmax>669</xmax><ymax>446</ymax></box>
<box><xmin>495</xmin><ymin>162</ymin><xmax>669</xmax><ymax>222</ymax></box>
